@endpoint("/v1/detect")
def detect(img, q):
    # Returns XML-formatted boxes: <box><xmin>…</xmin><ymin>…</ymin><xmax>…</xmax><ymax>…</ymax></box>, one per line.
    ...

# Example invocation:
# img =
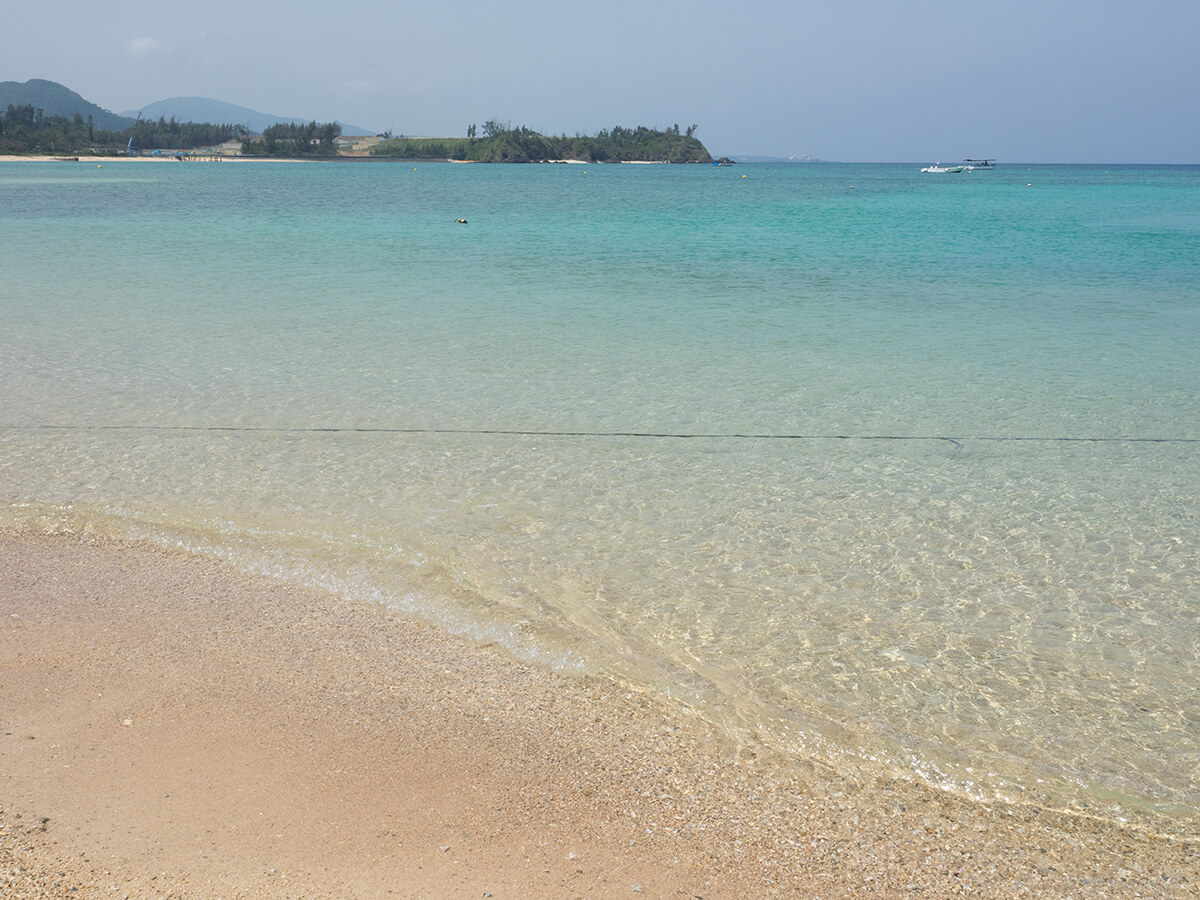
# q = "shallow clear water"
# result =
<box><xmin>2</xmin><ymin>159</ymin><xmax>1198</xmax><ymax>829</ymax></box>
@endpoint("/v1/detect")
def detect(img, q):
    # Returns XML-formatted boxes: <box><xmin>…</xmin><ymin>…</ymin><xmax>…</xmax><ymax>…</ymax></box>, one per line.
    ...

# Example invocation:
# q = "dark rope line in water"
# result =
<box><xmin>5</xmin><ymin>424</ymin><xmax>1199</xmax><ymax>444</ymax></box>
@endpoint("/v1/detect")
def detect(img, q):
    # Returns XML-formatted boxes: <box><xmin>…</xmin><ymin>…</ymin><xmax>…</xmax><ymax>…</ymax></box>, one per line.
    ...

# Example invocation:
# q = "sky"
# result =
<box><xmin>5</xmin><ymin>0</ymin><xmax>1198</xmax><ymax>162</ymax></box>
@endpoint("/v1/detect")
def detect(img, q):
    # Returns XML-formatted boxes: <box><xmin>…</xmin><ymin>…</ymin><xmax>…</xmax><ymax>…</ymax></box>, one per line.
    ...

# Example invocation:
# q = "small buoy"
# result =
<box><xmin>97</xmin><ymin>164</ymin><xmax>102</xmax><ymax>168</ymax></box>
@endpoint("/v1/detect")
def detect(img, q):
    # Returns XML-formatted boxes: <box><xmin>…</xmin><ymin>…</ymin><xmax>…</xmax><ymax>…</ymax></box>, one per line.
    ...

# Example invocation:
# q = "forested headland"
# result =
<box><xmin>370</xmin><ymin>121</ymin><xmax>711</xmax><ymax>163</ymax></box>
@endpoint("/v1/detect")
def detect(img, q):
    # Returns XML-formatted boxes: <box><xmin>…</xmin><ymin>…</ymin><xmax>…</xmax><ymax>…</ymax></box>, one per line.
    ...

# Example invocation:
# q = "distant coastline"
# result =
<box><xmin>0</xmin><ymin>154</ymin><xmax>683</xmax><ymax>164</ymax></box>
<box><xmin>1</xmin><ymin>82</ymin><xmax>713</xmax><ymax>163</ymax></box>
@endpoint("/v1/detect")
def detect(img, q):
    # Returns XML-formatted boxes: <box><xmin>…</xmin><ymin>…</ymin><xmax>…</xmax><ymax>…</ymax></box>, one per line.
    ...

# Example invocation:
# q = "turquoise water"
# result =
<box><xmin>2</xmin><ymin>159</ymin><xmax>1198</xmax><ymax>830</ymax></box>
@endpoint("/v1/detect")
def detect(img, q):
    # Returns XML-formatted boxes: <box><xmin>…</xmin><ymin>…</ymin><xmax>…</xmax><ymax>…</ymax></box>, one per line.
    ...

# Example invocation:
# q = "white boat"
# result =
<box><xmin>921</xmin><ymin>162</ymin><xmax>966</xmax><ymax>173</ymax></box>
<box><xmin>963</xmin><ymin>158</ymin><xmax>996</xmax><ymax>171</ymax></box>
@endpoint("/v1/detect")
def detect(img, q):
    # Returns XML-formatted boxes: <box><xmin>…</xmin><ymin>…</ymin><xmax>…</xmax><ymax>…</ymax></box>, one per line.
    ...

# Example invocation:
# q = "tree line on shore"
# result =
<box><xmin>0</xmin><ymin>103</ymin><xmax>329</xmax><ymax>156</ymax></box>
<box><xmin>1</xmin><ymin>103</ymin><xmax>245</xmax><ymax>154</ymax></box>
<box><xmin>2</xmin><ymin>104</ymin><xmax>712</xmax><ymax>163</ymax></box>
<box><xmin>244</xmin><ymin>121</ymin><xmax>343</xmax><ymax>157</ymax></box>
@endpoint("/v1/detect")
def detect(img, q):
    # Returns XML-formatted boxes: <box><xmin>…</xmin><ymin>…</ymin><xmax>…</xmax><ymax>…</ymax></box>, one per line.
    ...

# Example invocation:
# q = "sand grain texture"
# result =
<box><xmin>2</xmin><ymin>531</ymin><xmax>1196</xmax><ymax>898</ymax></box>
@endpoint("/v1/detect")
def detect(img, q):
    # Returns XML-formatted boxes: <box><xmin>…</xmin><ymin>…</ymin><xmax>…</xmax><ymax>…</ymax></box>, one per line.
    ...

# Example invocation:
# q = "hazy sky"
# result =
<box><xmin>5</xmin><ymin>0</ymin><xmax>1198</xmax><ymax>162</ymax></box>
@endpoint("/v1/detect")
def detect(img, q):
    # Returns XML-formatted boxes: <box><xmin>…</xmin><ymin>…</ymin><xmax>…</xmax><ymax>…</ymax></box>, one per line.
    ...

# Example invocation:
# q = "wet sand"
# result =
<box><xmin>2</xmin><ymin>530</ymin><xmax>1196</xmax><ymax>898</ymax></box>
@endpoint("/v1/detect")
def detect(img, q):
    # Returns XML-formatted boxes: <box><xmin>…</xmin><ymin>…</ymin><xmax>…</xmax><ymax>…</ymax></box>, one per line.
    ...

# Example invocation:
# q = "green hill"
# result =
<box><xmin>371</xmin><ymin>123</ymin><xmax>712</xmax><ymax>164</ymax></box>
<box><xmin>0</xmin><ymin>79</ymin><xmax>135</xmax><ymax>131</ymax></box>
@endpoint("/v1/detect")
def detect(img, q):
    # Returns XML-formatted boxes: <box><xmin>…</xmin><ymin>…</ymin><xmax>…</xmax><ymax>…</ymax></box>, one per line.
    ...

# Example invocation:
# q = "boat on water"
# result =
<box><xmin>963</xmin><ymin>158</ymin><xmax>996</xmax><ymax>170</ymax></box>
<box><xmin>921</xmin><ymin>162</ymin><xmax>966</xmax><ymax>173</ymax></box>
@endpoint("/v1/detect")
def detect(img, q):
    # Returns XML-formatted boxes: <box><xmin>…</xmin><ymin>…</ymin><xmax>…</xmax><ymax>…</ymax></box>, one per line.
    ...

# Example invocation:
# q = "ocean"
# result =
<box><xmin>2</xmin><ymin>158</ymin><xmax>1197</xmax><ymax>832</ymax></box>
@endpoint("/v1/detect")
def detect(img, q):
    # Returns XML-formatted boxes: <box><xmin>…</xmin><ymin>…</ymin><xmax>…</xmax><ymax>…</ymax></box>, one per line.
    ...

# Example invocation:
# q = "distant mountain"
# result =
<box><xmin>122</xmin><ymin>97</ymin><xmax>374</xmax><ymax>136</ymax></box>
<box><xmin>0</xmin><ymin>78</ymin><xmax>136</xmax><ymax>131</ymax></box>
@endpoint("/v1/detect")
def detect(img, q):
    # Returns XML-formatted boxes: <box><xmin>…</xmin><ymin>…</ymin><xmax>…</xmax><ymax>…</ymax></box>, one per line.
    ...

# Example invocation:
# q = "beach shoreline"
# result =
<box><xmin>1</xmin><ymin>529</ymin><xmax>1196</xmax><ymax>898</ymax></box>
<box><xmin>0</xmin><ymin>154</ymin><xmax>330</xmax><ymax>164</ymax></box>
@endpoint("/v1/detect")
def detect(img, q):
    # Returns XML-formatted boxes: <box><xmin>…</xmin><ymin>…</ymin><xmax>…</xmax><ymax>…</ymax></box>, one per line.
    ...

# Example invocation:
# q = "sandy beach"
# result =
<box><xmin>1</xmin><ymin>529</ymin><xmax>1196</xmax><ymax>899</ymax></box>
